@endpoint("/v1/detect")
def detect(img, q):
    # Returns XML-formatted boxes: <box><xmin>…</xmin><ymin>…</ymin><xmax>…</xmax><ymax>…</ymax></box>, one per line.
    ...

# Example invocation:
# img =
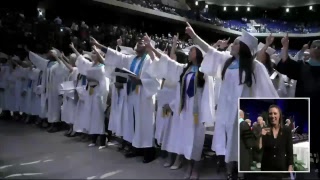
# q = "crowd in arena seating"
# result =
<box><xmin>116</xmin><ymin>0</ymin><xmax>320</xmax><ymax>34</ymax></box>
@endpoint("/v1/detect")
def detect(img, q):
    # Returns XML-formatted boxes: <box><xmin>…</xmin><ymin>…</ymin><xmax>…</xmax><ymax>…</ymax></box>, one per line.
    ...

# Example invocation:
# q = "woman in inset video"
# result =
<box><xmin>259</xmin><ymin>105</ymin><xmax>294</xmax><ymax>177</ymax></box>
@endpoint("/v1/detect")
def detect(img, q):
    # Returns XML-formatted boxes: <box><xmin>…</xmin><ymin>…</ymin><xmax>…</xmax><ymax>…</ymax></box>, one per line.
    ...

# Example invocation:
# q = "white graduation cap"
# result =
<box><xmin>83</xmin><ymin>54</ymin><xmax>92</xmax><ymax>61</ymax></box>
<box><xmin>119</xmin><ymin>46</ymin><xmax>136</xmax><ymax>55</ymax></box>
<box><xmin>86</xmin><ymin>67</ymin><xmax>105</xmax><ymax>82</ymax></box>
<box><xmin>12</xmin><ymin>55</ymin><xmax>20</xmax><ymax>61</ymax></box>
<box><xmin>70</xmin><ymin>53</ymin><xmax>77</xmax><ymax>60</ymax></box>
<box><xmin>0</xmin><ymin>52</ymin><xmax>9</xmax><ymax>59</ymax></box>
<box><xmin>52</xmin><ymin>48</ymin><xmax>62</xmax><ymax>57</ymax></box>
<box><xmin>182</xmin><ymin>45</ymin><xmax>205</xmax><ymax>56</ymax></box>
<box><xmin>257</xmin><ymin>42</ymin><xmax>276</xmax><ymax>56</ymax></box>
<box><xmin>238</xmin><ymin>30</ymin><xmax>258</xmax><ymax>56</ymax></box>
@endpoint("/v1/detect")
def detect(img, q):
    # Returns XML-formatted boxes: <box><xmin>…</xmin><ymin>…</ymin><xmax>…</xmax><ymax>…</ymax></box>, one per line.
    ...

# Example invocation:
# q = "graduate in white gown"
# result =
<box><xmin>108</xmin><ymin>42</ymin><xmax>131</xmax><ymax>151</ymax></box>
<box><xmin>146</xmin><ymin>35</ymin><xmax>216</xmax><ymax>179</ymax></box>
<box><xmin>23</xmin><ymin>61</ymin><xmax>40</xmax><ymax>123</ymax></box>
<box><xmin>155</xmin><ymin>36</ymin><xmax>179</xmax><ymax>147</ymax></box>
<box><xmin>91</xmin><ymin>36</ymin><xmax>160</xmax><ymax>163</ymax></box>
<box><xmin>256</xmin><ymin>36</ymin><xmax>288</xmax><ymax>97</ymax></box>
<box><xmin>59</xmin><ymin>53</ymin><xmax>79</xmax><ymax>137</ymax></box>
<box><xmin>0</xmin><ymin>52</ymin><xmax>11</xmax><ymax>119</ymax></box>
<box><xmin>28</xmin><ymin>49</ymin><xmax>69</xmax><ymax>133</ymax></box>
<box><xmin>70</xmin><ymin>43</ymin><xmax>110</xmax><ymax>149</ymax></box>
<box><xmin>183</xmin><ymin>22</ymin><xmax>279</xmax><ymax>179</ymax></box>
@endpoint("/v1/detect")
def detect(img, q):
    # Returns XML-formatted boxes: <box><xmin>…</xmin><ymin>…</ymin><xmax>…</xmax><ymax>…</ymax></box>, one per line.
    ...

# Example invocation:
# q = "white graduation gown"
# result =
<box><xmin>108</xmin><ymin>80</ymin><xmax>131</xmax><ymax>141</ymax></box>
<box><xmin>31</xmin><ymin>68</ymin><xmax>43</xmax><ymax>116</ymax></box>
<box><xmin>13</xmin><ymin>67</ymin><xmax>28</xmax><ymax>113</ymax></box>
<box><xmin>75</xmin><ymin>56</ymin><xmax>109</xmax><ymax>134</ymax></box>
<box><xmin>0</xmin><ymin>65</ymin><xmax>10</xmax><ymax>110</ymax></box>
<box><xmin>147</xmin><ymin>54</ymin><xmax>215</xmax><ymax>161</ymax></box>
<box><xmin>200</xmin><ymin>47</ymin><xmax>279</xmax><ymax>163</ymax></box>
<box><xmin>73</xmin><ymin>74</ymin><xmax>88</xmax><ymax>133</ymax></box>
<box><xmin>25</xmin><ymin>68</ymin><xmax>40</xmax><ymax>115</ymax></box>
<box><xmin>60</xmin><ymin>68</ymin><xmax>79</xmax><ymax>124</ymax></box>
<box><xmin>5</xmin><ymin>68</ymin><xmax>16</xmax><ymax>112</ymax></box>
<box><xmin>104</xmin><ymin>48</ymin><xmax>159</xmax><ymax>148</ymax></box>
<box><xmin>29</xmin><ymin>52</ymin><xmax>69</xmax><ymax>123</ymax></box>
<box><xmin>155</xmin><ymin>79</ymin><xmax>176</xmax><ymax>144</ymax></box>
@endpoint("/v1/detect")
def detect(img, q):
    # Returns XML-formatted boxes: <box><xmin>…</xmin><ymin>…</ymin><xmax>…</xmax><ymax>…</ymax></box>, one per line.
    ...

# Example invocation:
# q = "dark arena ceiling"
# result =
<box><xmin>203</xmin><ymin>0</ymin><xmax>320</xmax><ymax>8</ymax></box>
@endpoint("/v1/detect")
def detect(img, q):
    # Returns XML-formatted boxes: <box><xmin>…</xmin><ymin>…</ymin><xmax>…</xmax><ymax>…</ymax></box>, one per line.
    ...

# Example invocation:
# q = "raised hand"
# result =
<box><xmin>172</xmin><ymin>33</ymin><xmax>179</xmax><ymax>45</ymax></box>
<box><xmin>281</xmin><ymin>33</ymin><xmax>289</xmax><ymax>49</ymax></box>
<box><xmin>302</xmin><ymin>43</ymin><xmax>309</xmax><ymax>50</ymax></box>
<box><xmin>220</xmin><ymin>38</ymin><xmax>230</xmax><ymax>49</ymax></box>
<box><xmin>143</xmin><ymin>35</ymin><xmax>152</xmax><ymax>49</ymax></box>
<box><xmin>69</xmin><ymin>42</ymin><xmax>75</xmax><ymax>49</ymax></box>
<box><xmin>266</xmin><ymin>33</ymin><xmax>274</xmax><ymax>46</ymax></box>
<box><xmin>185</xmin><ymin>22</ymin><xmax>196</xmax><ymax>38</ymax></box>
<box><xmin>117</xmin><ymin>37</ymin><xmax>122</xmax><ymax>46</ymax></box>
<box><xmin>90</xmin><ymin>36</ymin><xmax>99</xmax><ymax>45</ymax></box>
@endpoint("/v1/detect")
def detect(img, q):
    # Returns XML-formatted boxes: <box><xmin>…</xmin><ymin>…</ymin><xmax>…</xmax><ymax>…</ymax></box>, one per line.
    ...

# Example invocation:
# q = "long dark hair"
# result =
<box><xmin>261</xmin><ymin>52</ymin><xmax>274</xmax><ymax>75</ymax></box>
<box><xmin>267</xmin><ymin>105</ymin><xmax>283</xmax><ymax>128</ymax></box>
<box><xmin>179</xmin><ymin>47</ymin><xmax>205</xmax><ymax>88</ymax></box>
<box><xmin>221</xmin><ymin>41</ymin><xmax>255</xmax><ymax>87</ymax></box>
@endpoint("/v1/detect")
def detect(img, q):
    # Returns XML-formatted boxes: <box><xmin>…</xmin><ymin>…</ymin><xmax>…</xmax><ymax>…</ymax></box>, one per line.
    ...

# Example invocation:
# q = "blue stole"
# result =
<box><xmin>308</xmin><ymin>59</ymin><xmax>320</xmax><ymax>66</ymax></box>
<box><xmin>37</xmin><ymin>71</ymin><xmax>43</xmax><ymax>86</ymax></box>
<box><xmin>28</xmin><ymin>79</ymin><xmax>33</xmax><ymax>88</ymax></box>
<box><xmin>127</xmin><ymin>54</ymin><xmax>147</xmax><ymax>95</ymax></box>
<box><xmin>81</xmin><ymin>75</ymin><xmax>87</xmax><ymax>86</ymax></box>
<box><xmin>184</xmin><ymin>65</ymin><xmax>198</xmax><ymax>98</ymax></box>
<box><xmin>228</xmin><ymin>59</ymin><xmax>239</xmax><ymax>69</ymax></box>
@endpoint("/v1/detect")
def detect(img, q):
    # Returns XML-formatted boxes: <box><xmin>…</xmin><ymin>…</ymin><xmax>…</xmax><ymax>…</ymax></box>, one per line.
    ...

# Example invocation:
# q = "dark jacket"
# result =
<box><xmin>261</xmin><ymin>126</ymin><xmax>294</xmax><ymax>171</ymax></box>
<box><xmin>276</xmin><ymin>57</ymin><xmax>320</xmax><ymax>153</ymax></box>
<box><xmin>239</xmin><ymin>121</ymin><xmax>258</xmax><ymax>171</ymax></box>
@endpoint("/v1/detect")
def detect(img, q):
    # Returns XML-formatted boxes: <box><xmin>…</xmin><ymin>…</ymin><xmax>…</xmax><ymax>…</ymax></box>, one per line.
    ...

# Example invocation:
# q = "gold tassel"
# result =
<box><xmin>166</xmin><ymin>110</ymin><xmax>171</xmax><ymax>116</ymax></box>
<box><xmin>89</xmin><ymin>87</ymin><xmax>94</xmax><ymax>95</ymax></box>
<box><xmin>162</xmin><ymin>109</ymin><xmax>166</xmax><ymax>117</ymax></box>
<box><xmin>135</xmin><ymin>86</ymin><xmax>139</xmax><ymax>94</ymax></box>
<box><xmin>194</xmin><ymin>114</ymin><xmax>199</xmax><ymax>124</ymax></box>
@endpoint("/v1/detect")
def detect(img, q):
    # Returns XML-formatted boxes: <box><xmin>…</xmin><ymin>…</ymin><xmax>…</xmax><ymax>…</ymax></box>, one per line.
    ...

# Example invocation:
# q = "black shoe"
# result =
<box><xmin>64</xmin><ymin>129</ymin><xmax>72</xmax><ymax>136</ymax></box>
<box><xmin>48</xmin><ymin>126</ymin><xmax>59</xmax><ymax>133</ymax></box>
<box><xmin>125</xmin><ymin>151</ymin><xmax>137</xmax><ymax>158</ymax></box>
<box><xmin>143</xmin><ymin>156</ymin><xmax>156</xmax><ymax>163</ymax></box>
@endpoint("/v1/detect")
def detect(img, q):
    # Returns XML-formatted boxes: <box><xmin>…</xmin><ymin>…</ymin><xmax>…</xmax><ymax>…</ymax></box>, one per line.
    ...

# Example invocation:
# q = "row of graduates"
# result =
<box><xmin>0</xmin><ymin>22</ymin><xmax>308</xmax><ymax>179</ymax></box>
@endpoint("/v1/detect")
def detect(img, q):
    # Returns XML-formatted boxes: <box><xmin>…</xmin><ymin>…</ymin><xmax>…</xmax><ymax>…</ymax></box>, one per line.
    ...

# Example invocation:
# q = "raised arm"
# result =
<box><xmin>185</xmin><ymin>22</ymin><xmax>211</xmax><ymax>53</ymax></box>
<box><xmin>69</xmin><ymin>43</ymin><xmax>81</xmax><ymax>57</ymax></box>
<box><xmin>28</xmin><ymin>51</ymin><xmax>49</xmax><ymax>71</ymax></box>
<box><xmin>145</xmin><ymin>40</ymin><xmax>185</xmax><ymax>83</ymax></box>
<box><xmin>170</xmin><ymin>34</ymin><xmax>179</xmax><ymax>61</ymax></box>
<box><xmin>60</xmin><ymin>53</ymin><xmax>74</xmax><ymax>72</ymax></box>
<box><xmin>257</xmin><ymin>34</ymin><xmax>274</xmax><ymax>61</ymax></box>
<box><xmin>92</xmin><ymin>45</ymin><xmax>105</xmax><ymax>65</ymax></box>
<box><xmin>91</xmin><ymin>37</ymin><xmax>133</xmax><ymax>68</ymax></box>
<box><xmin>275</xmin><ymin>34</ymin><xmax>302</xmax><ymax>80</ymax></box>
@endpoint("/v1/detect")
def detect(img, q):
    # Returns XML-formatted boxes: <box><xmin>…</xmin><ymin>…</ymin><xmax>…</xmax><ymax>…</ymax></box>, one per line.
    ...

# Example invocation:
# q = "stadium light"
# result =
<box><xmin>309</xmin><ymin>6</ymin><xmax>313</xmax><ymax>10</ymax></box>
<box><xmin>205</xmin><ymin>4</ymin><xmax>208</xmax><ymax>9</ymax></box>
<box><xmin>286</xmin><ymin>8</ymin><xmax>290</xmax><ymax>13</ymax></box>
<box><xmin>235</xmin><ymin>7</ymin><xmax>239</xmax><ymax>11</ymax></box>
<box><xmin>247</xmin><ymin>7</ymin><xmax>250</xmax><ymax>11</ymax></box>
<box><xmin>223</xmin><ymin>6</ymin><xmax>227</xmax><ymax>11</ymax></box>
<box><xmin>195</xmin><ymin>1</ymin><xmax>198</xmax><ymax>6</ymax></box>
